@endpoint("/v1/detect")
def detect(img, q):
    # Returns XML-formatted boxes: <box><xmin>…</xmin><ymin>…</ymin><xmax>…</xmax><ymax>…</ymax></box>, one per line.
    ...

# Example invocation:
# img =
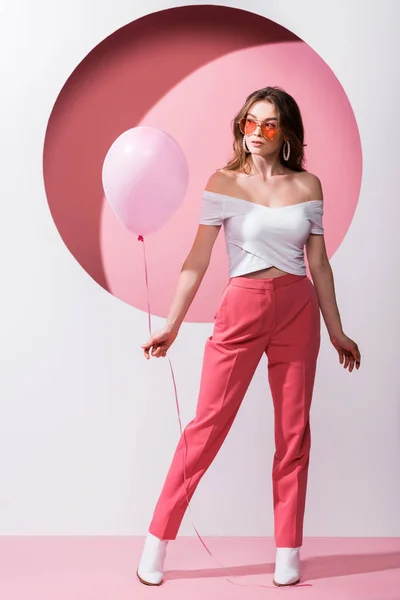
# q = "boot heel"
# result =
<box><xmin>136</xmin><ymin>569</ymin><xmax>163</xmax><ymax>586</ymax></box>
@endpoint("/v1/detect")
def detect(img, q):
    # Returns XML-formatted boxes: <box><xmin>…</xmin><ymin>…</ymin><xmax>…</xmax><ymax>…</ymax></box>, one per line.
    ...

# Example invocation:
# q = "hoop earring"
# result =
<box><xmin>242</xmin><ymin>135</ymin><xmax>250</xmax><ymax>154</ymax></box>
<box><xmin>283</xmin><ymin>139</ymin><xmax>291</xmax><ymax>161</ymax></box>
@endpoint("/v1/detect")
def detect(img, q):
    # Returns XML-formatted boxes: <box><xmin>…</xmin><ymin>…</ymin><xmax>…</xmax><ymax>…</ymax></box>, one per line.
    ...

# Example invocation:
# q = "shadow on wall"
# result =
<box><xmin>42</xmin><ymin>5</ymin><xmax>299</xmax><ymax>291</ymax></box>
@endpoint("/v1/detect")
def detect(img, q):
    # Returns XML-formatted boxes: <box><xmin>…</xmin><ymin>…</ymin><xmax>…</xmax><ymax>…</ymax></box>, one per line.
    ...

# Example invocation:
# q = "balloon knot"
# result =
<box><xmin>138</xmin><ymin>235</ymin><xmax>144</xmax><ymax>242</ymax></box>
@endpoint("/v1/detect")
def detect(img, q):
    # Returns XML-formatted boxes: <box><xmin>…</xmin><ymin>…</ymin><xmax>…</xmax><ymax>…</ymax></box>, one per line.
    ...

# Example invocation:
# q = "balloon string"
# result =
<box><xmin>137</xmin><ymin>235</ymin><xmax>312</xmax><ymax>590</ymax></box>
<box><xmin>137</xmin><ymin>236</ymin><xmax>152</xmax><ymax>334</ymax></box>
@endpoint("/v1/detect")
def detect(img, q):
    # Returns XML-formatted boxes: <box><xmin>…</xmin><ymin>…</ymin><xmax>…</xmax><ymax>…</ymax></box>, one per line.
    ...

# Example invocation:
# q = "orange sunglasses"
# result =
<box><xmin>238</xmin><ymin>117</ymin><xmax>282</xmax><ymax>141</ymax></box>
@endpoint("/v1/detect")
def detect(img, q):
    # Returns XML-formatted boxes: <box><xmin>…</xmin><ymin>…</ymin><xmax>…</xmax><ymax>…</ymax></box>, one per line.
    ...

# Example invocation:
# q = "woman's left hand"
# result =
<box><xmin>330</xmin><ymin>331</ymin><xmax>361</xmax><ymax>372</ymax></box>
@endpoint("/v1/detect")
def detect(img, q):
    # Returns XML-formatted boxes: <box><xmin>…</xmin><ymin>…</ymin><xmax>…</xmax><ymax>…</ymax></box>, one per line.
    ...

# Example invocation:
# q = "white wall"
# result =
<box><xmin>1</xmin><ymin>0</ymin><xmax>399</xmax><ymax>536</ymax></box>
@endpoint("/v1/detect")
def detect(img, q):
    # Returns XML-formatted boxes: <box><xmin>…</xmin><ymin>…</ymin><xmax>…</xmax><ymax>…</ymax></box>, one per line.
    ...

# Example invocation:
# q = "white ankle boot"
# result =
<box><xmin>137</xmin><ymin>532</ymin><xmax>169</xmax><ymax>586</ymax></box>
<box><xmin>273</xmin><ymin>547</ymin><xmax>301</xmax><ymax>586</ymax></box>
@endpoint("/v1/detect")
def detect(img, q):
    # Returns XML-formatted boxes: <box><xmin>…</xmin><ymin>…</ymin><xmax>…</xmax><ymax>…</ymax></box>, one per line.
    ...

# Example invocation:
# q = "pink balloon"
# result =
<box><xmin>102</xmin><ymin>126</ymin><xmax>189</xmax><ymax>236</ymax></box>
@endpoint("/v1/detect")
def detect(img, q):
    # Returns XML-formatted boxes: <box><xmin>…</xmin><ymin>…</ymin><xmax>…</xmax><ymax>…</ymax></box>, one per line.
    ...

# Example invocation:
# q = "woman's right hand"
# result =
<box><xmin>141</xmin><ymin>326</ymin><xmax>179</xmax><ymax>360</ymax></box>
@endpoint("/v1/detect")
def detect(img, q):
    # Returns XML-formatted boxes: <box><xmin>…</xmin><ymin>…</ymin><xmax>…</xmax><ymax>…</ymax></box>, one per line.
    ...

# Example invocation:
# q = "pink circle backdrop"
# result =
<box><xmin>43</xmin><ymin>6</ymin><xmax>362</xmax><ymax>323</ymax></box>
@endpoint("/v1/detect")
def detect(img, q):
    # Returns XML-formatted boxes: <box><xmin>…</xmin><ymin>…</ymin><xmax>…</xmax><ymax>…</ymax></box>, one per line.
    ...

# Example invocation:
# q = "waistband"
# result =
<box><xmin>229</xmin><ymin>273</ymin><xmax>307</xmax><ymax>290</ymax></box>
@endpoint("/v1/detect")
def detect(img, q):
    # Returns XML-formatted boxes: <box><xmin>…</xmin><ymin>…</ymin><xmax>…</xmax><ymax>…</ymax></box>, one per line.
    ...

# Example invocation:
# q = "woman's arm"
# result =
<box><xmin>142</xmin><ymin>224</ymin><xmax>221</xmax><ymax>359</ymax></box>
<box><xmin>142</xmin><ymin>171</ymin><xmax>224</xmax><ymax>359</ymax></box>
<box><xmin>164</xmin><ymin>223</ymin><xmax>221</xmax><ymax>332</ymax></box>
<box><xmin>307</xmin><ymin>236</ymin><xmax>360</xmax><ymax>371</ymax></box>
<box><xmin>304</xmin><ymin>172</ymin><xmax>361</xmax><ymax>371</ymax></box>
<box><xmin>302</xmin><ymin>172</ymin><xmax>342</xmax><ymax>339</ymax></box>
<box><xmin>306</xmin><ymin>234</ymin><xmax>343</xmax><ymax>340</ymax></box>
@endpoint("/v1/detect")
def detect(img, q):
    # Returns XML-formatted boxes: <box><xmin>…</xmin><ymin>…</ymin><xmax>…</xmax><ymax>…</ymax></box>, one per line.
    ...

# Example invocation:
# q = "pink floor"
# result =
<box><xmin>0</xmin><ymin>537</ymin><xmax>399</xmax><ymax>599</ymax></box>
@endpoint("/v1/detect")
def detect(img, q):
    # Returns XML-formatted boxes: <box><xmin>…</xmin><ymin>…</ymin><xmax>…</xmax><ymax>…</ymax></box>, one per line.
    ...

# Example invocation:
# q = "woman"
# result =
<box><xmin>136</xmin><ymin>86</ymin><xmax>361</xmax><ymax>587</ymax></box>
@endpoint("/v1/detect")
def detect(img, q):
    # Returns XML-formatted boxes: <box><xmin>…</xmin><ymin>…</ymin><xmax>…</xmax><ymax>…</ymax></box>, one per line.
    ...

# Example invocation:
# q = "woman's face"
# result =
<box><xmin>241</xmin><ymin>100</ymin><xmax>285</xmax><ymax>156</ymax></box>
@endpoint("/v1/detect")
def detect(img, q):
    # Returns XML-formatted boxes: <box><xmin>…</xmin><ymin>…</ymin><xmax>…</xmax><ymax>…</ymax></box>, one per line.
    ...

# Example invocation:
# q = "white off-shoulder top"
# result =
<box><xmin>199</xmin><ymin>190</ymin><xmax>324</xmax><ymax>277</ymax></box>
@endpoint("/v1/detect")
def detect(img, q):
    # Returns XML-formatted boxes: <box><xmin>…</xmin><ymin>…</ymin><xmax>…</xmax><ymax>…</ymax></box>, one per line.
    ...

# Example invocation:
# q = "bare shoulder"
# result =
<box><xmin>296</xmin><ymin>170</ymin><xmax>324</xmax><ymax>201</ymax></box>
<box><xmin>204</xmin><ymin>168</ymin><xmax>236</xmax><ymax>194</ymax></box>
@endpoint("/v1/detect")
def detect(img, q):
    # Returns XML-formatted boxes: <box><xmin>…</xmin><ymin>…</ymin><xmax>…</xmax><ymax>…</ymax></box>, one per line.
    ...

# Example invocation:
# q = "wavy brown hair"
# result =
<box><xmin>221</xmin><ymin>86</ymin><xmax>307</xmax><ymax>175</ymax></box>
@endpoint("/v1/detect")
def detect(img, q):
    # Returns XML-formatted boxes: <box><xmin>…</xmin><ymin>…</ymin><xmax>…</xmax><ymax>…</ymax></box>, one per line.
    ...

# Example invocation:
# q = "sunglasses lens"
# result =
<box><xmin>239</xmin><ymin>118</ymin><xmax>256</xmax><ymax>135</ymax></box>
<box><xmin>262</xmin><ymin>124</ymin><xmax>278</xmax><ymax>140</ymax></box>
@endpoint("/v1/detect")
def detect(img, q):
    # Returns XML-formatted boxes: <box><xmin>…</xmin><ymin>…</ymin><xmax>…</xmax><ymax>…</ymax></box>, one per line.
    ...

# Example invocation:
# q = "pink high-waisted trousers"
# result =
<box><xmin>149</xmin><ymin>273</ymin><xmax>321</xmax><ymax>547</ymax></box>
